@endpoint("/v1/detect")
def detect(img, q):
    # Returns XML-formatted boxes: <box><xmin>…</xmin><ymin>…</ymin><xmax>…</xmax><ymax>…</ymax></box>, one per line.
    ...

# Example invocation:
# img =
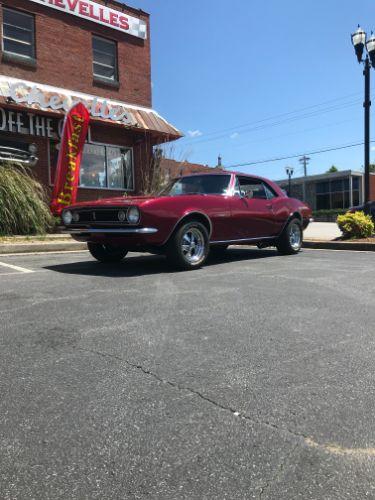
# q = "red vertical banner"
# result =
<box><xmin>50</xmin><ymin>102</ymin><xmax>90</xmax><ymax>215</ymax></box>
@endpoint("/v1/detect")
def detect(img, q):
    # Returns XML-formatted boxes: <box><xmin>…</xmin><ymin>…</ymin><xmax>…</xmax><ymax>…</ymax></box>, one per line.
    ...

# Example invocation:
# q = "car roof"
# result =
<box><xmin>178</xmin><ymin>171</ymin><xmax>267</xmax><ymax>182</ymax></box>
<box><xmin>177</xmin><ymin>171</ymin><xmax>286</xmax><ymax>197</ymax></box>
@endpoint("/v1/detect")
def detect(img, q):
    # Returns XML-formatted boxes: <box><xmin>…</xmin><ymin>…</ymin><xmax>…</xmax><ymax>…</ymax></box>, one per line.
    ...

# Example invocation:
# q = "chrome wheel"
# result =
<box><xmin>289</xmin><ymin>223</ymin><xmax>302</xmax><ymax>250</ymax></box>
<box><xmin>181</xmin><ymin>227</ymin><xmax>205</xmax><ymax>263</ymax></box>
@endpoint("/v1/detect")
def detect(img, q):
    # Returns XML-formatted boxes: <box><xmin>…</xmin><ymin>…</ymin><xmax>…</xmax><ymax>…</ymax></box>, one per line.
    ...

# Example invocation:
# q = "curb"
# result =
<box><xmin>0</xmin><ymin>241</ymin><xmax>87</xmax><ymax>254</ymax></box>
<box><xmin>303</xmin><ymin>240</ymin><xmax>375</xmax><ymax>251</ymax></box>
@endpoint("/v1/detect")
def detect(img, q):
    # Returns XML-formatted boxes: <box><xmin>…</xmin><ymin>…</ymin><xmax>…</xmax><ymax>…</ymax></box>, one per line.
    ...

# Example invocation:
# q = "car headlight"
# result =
<box><xmin>62</xmin><ymin>210</ymin><xmax>72</xmax><ymax>225</ymax></box>
<box><xmin>127</xmin><ymin>206</ymin><xmax>140</xmax><ymax>224</ymax></box>
<box><xmin>72</xmin><ymin>211</ymin><xmax>80</xmax><ymax>223</ymax></box>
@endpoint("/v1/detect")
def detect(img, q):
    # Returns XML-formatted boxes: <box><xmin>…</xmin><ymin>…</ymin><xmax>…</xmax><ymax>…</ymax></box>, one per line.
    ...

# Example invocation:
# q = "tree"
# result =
<box><xmin>369</xmin><ymin>164</ymin><xmax>375</xmax><ymax>172</ymax></box>
<box><xmin>327</xmin><ymin>165</ymin><xmax>338</xmax><ymax>173</ymax></box>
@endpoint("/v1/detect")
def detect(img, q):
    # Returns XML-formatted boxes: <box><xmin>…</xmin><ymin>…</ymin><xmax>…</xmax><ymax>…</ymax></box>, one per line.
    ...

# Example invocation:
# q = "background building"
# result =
<box><xmin>0</xmin><ymin>0</ymin><xmax>181</xmax><ymax>201</ymax></box>
<box><xmin>276</xmin><ymin>170</ymin><xmax>375</xmax><ymax>210</ymax></box>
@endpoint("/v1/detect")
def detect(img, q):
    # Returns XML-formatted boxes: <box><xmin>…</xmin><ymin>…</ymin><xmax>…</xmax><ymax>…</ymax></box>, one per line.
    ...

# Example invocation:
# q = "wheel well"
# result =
<box><xmin>291</xmin><ymin>211</ymin><xmax>302</xmax><ymax>221</ymax></box>
<box><xmin>168</xmin><ymin>213</ymin><xmax>212</xmax><ymax>241</ymax></box>
<box><xmin>278</xmin><ymin>211</ymin><xmax>302</xmax><ymax>238</ymax></box>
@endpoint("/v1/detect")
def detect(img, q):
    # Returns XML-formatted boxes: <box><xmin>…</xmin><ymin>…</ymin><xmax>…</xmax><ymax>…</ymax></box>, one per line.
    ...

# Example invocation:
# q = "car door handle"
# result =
<box><xmin>266</xmin><ymin>203</ymin><xmax>273</xmax><ymax>210</ymax></box>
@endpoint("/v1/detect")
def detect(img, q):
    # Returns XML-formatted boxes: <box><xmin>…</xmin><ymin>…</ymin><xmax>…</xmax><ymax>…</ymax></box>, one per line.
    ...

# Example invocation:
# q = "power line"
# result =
<box><xmin>181</xmin><ymin>100</ymin><xmax>362</xmax><ymax>148</ymax></box>
<box><xmin>227</xmin><ymin>140</ymin><xmax>374</xmax><ymax>169</ymax></box>
<box><xmin>228</xmin><ymin>117</ymin><xmax>355</xmax><ymax>151</ymax></box>
<box><xmin>183</xmin><ymin>91</ymin><xmax>366</xmax><ymax>142</ymax></box>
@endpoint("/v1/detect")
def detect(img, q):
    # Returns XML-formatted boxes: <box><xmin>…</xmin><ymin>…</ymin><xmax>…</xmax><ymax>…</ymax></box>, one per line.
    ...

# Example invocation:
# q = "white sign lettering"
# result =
<box><xmin>0</xmin><ymin>108</ymin><xmax>62</xmax><ymax>139</ymax></box>
<box><xmin>27</xmin><ymin>0</ymin><xmax>147</xmax><ymax>39</ymax></box>
<box><xmin>8</xmin><ymin>82</ymin><xmax>135</xmax><ymax>125</ymax></box>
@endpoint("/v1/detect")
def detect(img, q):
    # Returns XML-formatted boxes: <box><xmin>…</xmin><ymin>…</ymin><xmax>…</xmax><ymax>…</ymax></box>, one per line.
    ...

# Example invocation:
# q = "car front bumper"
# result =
<box><xmin>62</xmin><ymin>227</ymin><xmax>159</xmax><ymax>245</ymax></box>
<box><xmin>63</xmin><ymin>227</ymin><xmax>158</xmax><ymax>235</ymax></box>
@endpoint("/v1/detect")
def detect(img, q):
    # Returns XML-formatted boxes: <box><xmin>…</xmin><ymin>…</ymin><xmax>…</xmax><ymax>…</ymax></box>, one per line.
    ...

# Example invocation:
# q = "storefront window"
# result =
<box><xmin>316</xmin><ymin>177</ymin><xmax>353</xmax><ymax>210</ymax></box>
<box><xmin>80</xmin><ymin>144</ymin><xmax>106</xmax><ymax>188</ymax></box>
<box><xmin>106</xmin><ymin>147</ymin><xmax>133</xmax><ymax>190</ymax></box>
<box><xmin>316</xmin><ymin>181</ymin><xmax>330</xmax><ymax>194</ymax></box>
<box><xmin>80</xmin><ymin>143</ymin><xmax>133</xmax><ymax>190</ymax></box>
<box><xmin>332</xmin><ymin>192</ymin><xmax>344</xmax><ymax>209</ymax></box>
<box><xmin>353</xmin><ymin>190</ymin><xmax>360</xmax><ymax>206</ymax></box>
<box><xmin>316</xmin><ymin>193</ymin><xmax>330</xmax><ymax>210</ymax></box>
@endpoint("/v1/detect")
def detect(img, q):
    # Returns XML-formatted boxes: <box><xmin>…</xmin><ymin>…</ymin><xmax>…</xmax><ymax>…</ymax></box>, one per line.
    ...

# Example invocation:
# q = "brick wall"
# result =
<box><xmin>0</xmin><ymin>0</ymin><xmax>151</xmax><ymax>107</ymax></box>
<box><xmin>370</xmin><ymin>173</ymin><xmax>375</xmax><ymax>201</ymax></box>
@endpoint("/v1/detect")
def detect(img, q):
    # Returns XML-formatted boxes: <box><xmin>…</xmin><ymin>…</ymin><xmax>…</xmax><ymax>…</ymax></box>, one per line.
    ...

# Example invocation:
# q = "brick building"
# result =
<box><xmin>160</xmin><ymin>158</ymin><xmax>218</xmax><ymax>180</ymax></box>
<box><xmin>0</xmin><ymin>0</ymin><xmax>182</xmax><ymax>201</ymax></box>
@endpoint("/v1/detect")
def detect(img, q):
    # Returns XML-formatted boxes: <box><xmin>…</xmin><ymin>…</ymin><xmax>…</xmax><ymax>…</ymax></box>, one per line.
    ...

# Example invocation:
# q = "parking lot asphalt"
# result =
<box><xmin>1</xmin><ymin>248</ymin><xmax>375</xmax><ymax>499</ymax></box>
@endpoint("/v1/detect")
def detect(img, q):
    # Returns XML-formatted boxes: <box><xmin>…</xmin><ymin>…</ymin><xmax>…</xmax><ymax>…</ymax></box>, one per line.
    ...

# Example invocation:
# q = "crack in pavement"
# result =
<box><xmin>78</xmin><ymin>347</ymin><xmax>375</xmax><ymax>461</ymax></box>
<box><xmin>77</xmin><ymin>346</ymin><xmax>310</xmax><ymax>496</ymax></box>
<box><xmin>72</xmin><ymin>347</ymin><xmax>375</xmax><ymax>496</ymax></box>
<box><xmin>77</xmin><ymin>346</ymin><xmax>308</xmax><ymax>442</ymax></box>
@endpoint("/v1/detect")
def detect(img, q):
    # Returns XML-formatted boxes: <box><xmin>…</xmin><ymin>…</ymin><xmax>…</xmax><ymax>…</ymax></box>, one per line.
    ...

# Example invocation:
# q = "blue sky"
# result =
<box><xmin>127</xmin><ymin>0</ymin><xmax>374</xmax><ymax>180</ymax></box>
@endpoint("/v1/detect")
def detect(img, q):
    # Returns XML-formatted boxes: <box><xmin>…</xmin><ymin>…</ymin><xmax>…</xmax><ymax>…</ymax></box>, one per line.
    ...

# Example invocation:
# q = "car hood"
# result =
<box><xmin>67</xmin><ymin>196</ymin><xmax>158</xmax><ymax>210</ymax></box>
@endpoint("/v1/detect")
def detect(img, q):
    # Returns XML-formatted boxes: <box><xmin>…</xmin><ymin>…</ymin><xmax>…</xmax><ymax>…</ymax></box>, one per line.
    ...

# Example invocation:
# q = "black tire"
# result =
<box><xmin>166</xmin><ymin>221</ymin><xmax>209</xmax><ymax>270</ymax></box>
<box><xmin>210</xmin><ymin>244</ymin><xmax>229</xmax><ymax>256</ymax></box>
<box><xmin>276</xmin><ymin>218</ymin><xmax>303</xmax><ymax>255</ymax></box>
<box><xmin>87</xmin><ymin>242</ymin><xmax>128</xmax><ymax>263</ymax></box>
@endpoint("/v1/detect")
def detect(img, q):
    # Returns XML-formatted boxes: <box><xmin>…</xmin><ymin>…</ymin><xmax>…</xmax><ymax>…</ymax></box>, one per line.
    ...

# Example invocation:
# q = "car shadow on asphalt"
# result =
<box><xmin>44</xmin><ymin>248</ymin><xmax>280</xmax><ymax>278</ymax></box>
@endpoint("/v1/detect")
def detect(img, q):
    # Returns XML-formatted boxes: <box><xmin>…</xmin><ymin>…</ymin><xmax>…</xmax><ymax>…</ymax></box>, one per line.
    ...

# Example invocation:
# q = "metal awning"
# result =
<box><xmin>0</xmin><ymin>76</ymin><xmax>183</xmax><ymax>142</ymax></box>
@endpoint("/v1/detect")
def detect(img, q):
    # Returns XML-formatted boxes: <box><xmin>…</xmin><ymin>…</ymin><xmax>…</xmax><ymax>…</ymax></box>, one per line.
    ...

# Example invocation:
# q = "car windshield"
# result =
<box><xmin>160</xmin><ymin>175</ymin><xmax>231</xmax><ymax>196</ymax></box>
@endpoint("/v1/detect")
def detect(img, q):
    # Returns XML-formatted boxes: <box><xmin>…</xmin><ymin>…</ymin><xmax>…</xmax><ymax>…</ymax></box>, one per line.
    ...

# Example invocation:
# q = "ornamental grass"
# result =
<box><xmin>0</xmin><ymin>161</ymin><xmax>54</xmax><ymax>236</ymax></box>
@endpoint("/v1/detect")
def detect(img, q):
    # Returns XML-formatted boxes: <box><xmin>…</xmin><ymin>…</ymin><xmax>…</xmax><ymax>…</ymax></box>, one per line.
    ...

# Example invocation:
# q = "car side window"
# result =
<box><xmin>233</xmin><ymin>177</ymin><xmax>241</xmax><ymax>196</ymax></box>
<box><xmin>237</xmin><ymin>177</ymin><xmax>268</xmax><ymax>199</ymax></box>
<box><xmin>263</xmin><ymin>182</ymin><xmax>278</xmax><ymax>200</ymax></box>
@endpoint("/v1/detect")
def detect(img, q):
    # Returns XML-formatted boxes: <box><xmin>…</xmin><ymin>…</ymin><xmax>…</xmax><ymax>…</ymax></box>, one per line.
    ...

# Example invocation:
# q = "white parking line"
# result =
<box><xmin>0</xmin><ymin>250</ymin><xmax>88</xmax><ymax>257</ymax></box>
<box><xmin>0</xmin><ymin>261</ymin><xmax>34</xmax><ymax>273</ymax></box>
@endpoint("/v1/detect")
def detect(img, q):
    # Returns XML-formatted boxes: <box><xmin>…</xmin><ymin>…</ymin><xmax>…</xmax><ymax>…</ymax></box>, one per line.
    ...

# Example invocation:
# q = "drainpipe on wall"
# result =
<box><xmin>349</xmin><ymin>175</ymin><xmax>353</xmax><ymax>207</ymax></box>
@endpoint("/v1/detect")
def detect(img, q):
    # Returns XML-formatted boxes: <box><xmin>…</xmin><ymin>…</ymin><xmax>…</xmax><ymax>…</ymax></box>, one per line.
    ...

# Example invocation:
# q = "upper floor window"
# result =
<box><xmin>2</xmin><ymin>8</ymin><xmax>35</xmax><ymax>60</ymax></box>
<box><xmin>92</xmin><ymin>36</ymin><xmax>118</xmax><ymax>82</ymax></box>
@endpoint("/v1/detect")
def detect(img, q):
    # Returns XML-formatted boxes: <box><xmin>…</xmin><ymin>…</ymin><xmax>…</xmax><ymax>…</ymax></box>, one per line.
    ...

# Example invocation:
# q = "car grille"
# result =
<box><xmin>72</xmin><ymin>208</ymin><xmax>129</xmax><ymax>224</ymax></box>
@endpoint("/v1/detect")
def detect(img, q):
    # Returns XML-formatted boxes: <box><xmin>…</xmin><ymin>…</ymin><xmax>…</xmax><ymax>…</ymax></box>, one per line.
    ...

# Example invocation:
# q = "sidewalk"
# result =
<box><xmin>0</xmin><ymin>234</ymin><xmax>86</xmax><ymax>254</ymax></box>
<box><xmin>303</xmin><ymin>222</ymin><xmax>375</xmax><ymax>251</ymax></box>
<box><xmin>304</xmin><ymin>222</ymin><xmax>342</xmax><ymax>241</ymax></box>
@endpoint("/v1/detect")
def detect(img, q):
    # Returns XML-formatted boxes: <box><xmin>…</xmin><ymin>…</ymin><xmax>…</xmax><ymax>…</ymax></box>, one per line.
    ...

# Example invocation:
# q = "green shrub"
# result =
<box><xmin>337</xmin><ymin>211</ymin><xmax>374</xmax><ymax>239</ymax></box>
<box><xmin>0</xmin><ymin>162</ymin><xmax>54</xmax><ymax>236</ymax></box>
<box><xmin>313</xmin><ymin>209</ymin><xmax>347</xmax><ymax>217</ymax></box>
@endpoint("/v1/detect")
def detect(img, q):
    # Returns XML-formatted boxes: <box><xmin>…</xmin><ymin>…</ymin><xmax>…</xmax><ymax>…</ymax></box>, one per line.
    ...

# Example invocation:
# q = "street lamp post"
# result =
<box><xmin>351</xmin><ymin>26</ymin><xmax>375</xmax><ymax>203</ymax></box>
<box><xmin>285</xmin><ymin>166</ymin><xmax>294</xmax><ymax>197</ymax></box>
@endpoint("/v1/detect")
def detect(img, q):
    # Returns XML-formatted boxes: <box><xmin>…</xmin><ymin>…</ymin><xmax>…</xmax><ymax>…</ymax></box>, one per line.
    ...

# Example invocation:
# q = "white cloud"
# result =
<box><xmin>187</xmin><ymin>130</ymin><xmax>203</xmax><ymax>138</ymax></box>
<box><xmin>371</xmin><ymin>146</ymin><xmax>375</xmax><ymax>151</ymax></box>
<box><xmin>230</xmin><ymin>132</ymin><xmax>239</xmax><ymax>139</ymax></box>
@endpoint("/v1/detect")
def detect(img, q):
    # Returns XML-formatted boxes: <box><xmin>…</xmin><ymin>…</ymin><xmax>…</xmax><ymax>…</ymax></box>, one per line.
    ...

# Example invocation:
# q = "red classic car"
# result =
<box><xmin>61</xmin><ymin>172</ymin><xmax>312</xmax><ymax>269</ymax></box>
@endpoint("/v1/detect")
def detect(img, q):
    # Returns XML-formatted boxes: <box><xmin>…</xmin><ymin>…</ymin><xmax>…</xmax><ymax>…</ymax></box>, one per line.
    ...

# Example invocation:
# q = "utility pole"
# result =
<box><xmin>299</xmin><ymin>155</ymin><xmax>310</xmax><ymax>202</ymax></box>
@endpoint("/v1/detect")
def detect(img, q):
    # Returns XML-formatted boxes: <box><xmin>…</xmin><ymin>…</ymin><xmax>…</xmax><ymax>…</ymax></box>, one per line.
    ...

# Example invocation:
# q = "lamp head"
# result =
<box><xmin>366</xmin><ymin>32</ymin><xmax>375</xmax><ymax>68</ymax></box>
<box><xmin>352</xmin><ymin>25</ymin><xmax>366</xmax><ymax>62</ymax></box>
